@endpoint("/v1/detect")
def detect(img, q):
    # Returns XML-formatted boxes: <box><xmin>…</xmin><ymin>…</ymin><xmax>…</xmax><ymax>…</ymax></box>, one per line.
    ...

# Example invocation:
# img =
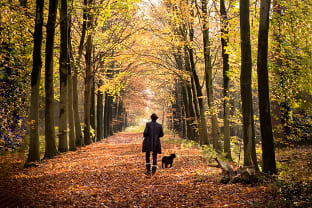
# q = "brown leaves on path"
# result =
<box><xmin>1</xmin><ymin>132</ymin><xmax>274</xmax><ymax>207</ymax></box>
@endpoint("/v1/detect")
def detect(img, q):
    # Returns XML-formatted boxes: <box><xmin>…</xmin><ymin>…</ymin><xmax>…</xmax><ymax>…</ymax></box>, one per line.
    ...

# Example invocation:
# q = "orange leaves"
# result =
<box><xmin>1</xmin><ymin>132</ymin><xmax>276</xmax><ymax>207</ymax></box>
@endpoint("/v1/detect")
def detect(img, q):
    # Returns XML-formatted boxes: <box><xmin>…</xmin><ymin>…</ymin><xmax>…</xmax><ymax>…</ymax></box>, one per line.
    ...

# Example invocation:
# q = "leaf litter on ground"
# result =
<box><xmin>0</xmin><ymin>132</ymin><xmax>277</xmax><ymax>207</ymax></box>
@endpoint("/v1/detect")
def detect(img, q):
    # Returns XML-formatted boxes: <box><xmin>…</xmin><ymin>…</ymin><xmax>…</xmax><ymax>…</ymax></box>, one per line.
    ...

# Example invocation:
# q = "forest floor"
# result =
<box><xmin>0</xmin><ymin>132</ymin><xmax>296</xmax><ymax>208</ymax></box>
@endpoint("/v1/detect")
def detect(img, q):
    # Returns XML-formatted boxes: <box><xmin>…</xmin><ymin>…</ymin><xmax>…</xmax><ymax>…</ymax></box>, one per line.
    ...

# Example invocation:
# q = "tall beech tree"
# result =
<box><xmin>27</xmin><ymin>0</ymin><xmax>44</xmax><ymax>163</ymax></box>
<box><xmin>220</xmin><ymin>0</ymin><xmax>232</xmax><ymax>160</ymax></box>
<box><xmin>257</xmin><ymin>0</ymin><xmax>276</xmax><ymax>174</ymax></box>
<box><xmin>73</xmin><ymin>0</ymin><xmax>88</xmax><ymax>147</ymax></box>
<box><xmin>174</xmin><ymin>52</ymin><xmax>196</xmax><ymax>140</ymax></box>
<box><xmin>58</xmin><ymin>0</ymin><xmax>69</xmax><ymax>152</ymax></box>
<box><xmin>84</xmin><ymin>35</ymin><xmax>93</xmax><ymax>145</ymax></box>
<box><xmin>239</xmin><ymin>0</ymin><xmax>258</xmax><ymax>169</ymax></box>
<box><xmin>104</xmin><ymin>92</ymin><xmax>109</xmax><ymax>138</ymax></box>
<box><xmin>188</xmin><ymin>1</ymin><xmax>209</xmax><ymax>145</ymax></box>
<box><xmin>97</xmin><ymin>80</ymin><xmax>104</xmax><ymax>141</ymax></box>
<box><xmin>72</xmin><ymin>65</ymin><xmax>83</xmax><ymax>147</ymax></box>
<box><xmin>68</xmin><ymin>1</ymin><xmax>76</xmax><ymax>151</ymax></box>
<box><xmin>44</xmin><ymin>0</ymin><xmax>59</xmax><ymax>158</ymax></box>
<box><xmin>90</xmin><ymin>79</ymin><xmax>96</xmax><ymax>135</ymax></box>
<box><xmin>201</xmin><ymin>0</ymin><xmax>221</xmax><ymax>151</ymax></box>
<box><xmin>83</xmin><ymin>0</ymin><xmax>93</xmax><ymax>145</ymax></box>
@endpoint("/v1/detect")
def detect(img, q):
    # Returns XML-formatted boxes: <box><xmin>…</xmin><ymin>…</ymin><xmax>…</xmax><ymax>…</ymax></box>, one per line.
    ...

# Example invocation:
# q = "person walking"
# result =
<box><xmin>142</xmin><ymin>113</ymin><xmax>164</xmax><ymax>176</ymax></box>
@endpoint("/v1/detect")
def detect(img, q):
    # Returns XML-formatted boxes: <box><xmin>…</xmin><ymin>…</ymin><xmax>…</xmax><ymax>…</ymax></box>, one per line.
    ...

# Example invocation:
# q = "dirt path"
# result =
<box><xmin>1</xmin><ymin>132</ymin><xmax>274</xmax><ymax>207</ymax></box>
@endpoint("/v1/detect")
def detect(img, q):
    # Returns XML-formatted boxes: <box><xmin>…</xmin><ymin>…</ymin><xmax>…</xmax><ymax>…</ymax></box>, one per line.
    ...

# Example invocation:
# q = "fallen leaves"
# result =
<box><xmin>0</xmin><ymin>132</ymin><xmax>276</xmax><ymax>207</ymax></box>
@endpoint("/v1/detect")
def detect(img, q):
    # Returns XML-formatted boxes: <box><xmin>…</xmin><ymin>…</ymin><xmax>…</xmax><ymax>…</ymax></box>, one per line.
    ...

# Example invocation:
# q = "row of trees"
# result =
<box><xmin>1</xmin><ymin>0</ymin><xmax>311</xmax><ymax>175</ymax></box>
<box><xmin>144</xmin><ymin>0</ymin><xmax>311</xmax><ymax>174</ymax></box>
<box><xmin>25</xmin><ymin>0</ymin><xmax>139</xmax><ymax>163</ymax></box>
<box><xmin>141</xmin><ymin>0</ymin><xmax>275</xmax><ymax>173</ymax></box>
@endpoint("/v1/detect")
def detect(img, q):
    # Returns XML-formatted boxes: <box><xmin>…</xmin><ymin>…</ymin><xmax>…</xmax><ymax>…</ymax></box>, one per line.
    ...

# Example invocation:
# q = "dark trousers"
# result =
<box><xmin>146</xmin><ymin>152</ymin><xmax>157</xmax><ymax>166</ymax></box>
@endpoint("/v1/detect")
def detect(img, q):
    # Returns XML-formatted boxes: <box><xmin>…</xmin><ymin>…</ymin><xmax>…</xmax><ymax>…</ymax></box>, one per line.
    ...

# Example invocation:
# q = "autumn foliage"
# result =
<box><xmin>1</xmin><ymin>133</ymin><xmax>279</xmax><ymax>207</ymax></box>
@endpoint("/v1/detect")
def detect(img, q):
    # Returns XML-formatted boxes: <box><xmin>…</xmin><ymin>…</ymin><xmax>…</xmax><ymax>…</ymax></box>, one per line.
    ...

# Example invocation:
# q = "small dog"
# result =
<box><xmin>162</xmin><ymin>153</ymin><xmax>176</xmax><ymax>168</ymax></box>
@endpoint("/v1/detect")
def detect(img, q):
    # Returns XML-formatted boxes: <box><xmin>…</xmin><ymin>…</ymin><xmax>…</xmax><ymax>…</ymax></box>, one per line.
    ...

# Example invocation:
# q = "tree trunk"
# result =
<box><xmin>184</xmin><ymin>50</ymin><xmax>200</xmax><ymax>141</ymax></box>
<box><xmin>202</xmin><ymin>0</ymin><xmax>220</xmax><ymax>151</ymax></box>
<box><xmin>271</xmin><ymin>0</ymin><xmax>285</xmax><ymax>141</ymax></box>
<box><xmin>58</xmin><ymin>0</ymin><xmax>68</xmax><ymax>152</ymax></box>
<box><xmin>84</xmin><ymin>34</ymin><xmax>92</xmax><ymax>145</ymax></box>
<box><xmin>257</xmin><ymin>0</ymin><xmax>276</xmax><ymax>174</ymax></box>
<box><xmin>83</xmin><ymin>0</ymin><xmax>94</xmax><ymax>145</ymax></box>
<box><xmin>191</xmin><ymin>68</ymin><xmax>209</xmax><ymax>145</ymax></box>
<box><xmin>118</xmin><ymin>100</ymin><xmax>124</xmax><ymax>131</ymax></box>
<box><xmin>73</xmin><ymin>71</ymin><xmax>83</xmax><ymax>147</ymax></box>
<box><xmin>108</xmin><ymin>96</ymin><xmax>113</xmax><ymax>136</ymax></box>
<box><xmin>27</xmin><ymin>0</ymin><xmax>44</xmax><ymax>163</ymax></box>
<box><xmin>97</xmin><ymin>80</ymin><xmax>104</xmax><ymax>141</ymax></box>
<box><xmin>175</xmin><ymin>51</ymin><xmax>195</xmax><ymax>140</ymax></box>
<box><xmin>44</xmin><ymin>0</ymin><xmax>58</xmax><ymax>159</ymax></box>
<box><xmin>186</xmin><ymin>13</ymin><xmax>209</xmax><ymax>144</ymax></box>
<box><xmin>68</xmin><ymin>6</ymin><xmax>76</xmax><ymax>151</ymax></box>
<box><xmin>68</xmin><ymin>65</ymin><xmax>75</xmax><ymax>150</ymax></box>
<box><xmin>173</xmin><ymin>81</ymin><xmax>183</xmax><ymax>136</ymax></box>
<box><xmin>182</xmin><ymin>107</ymin><xmax>187</xmax><ymax>138</ymax></box>
<box><xmin>73</xmin><ymin>0</ymin><xmax>87</xmax><ymax>147</ymax></box>
<box><xmin>186</xmin><ymin>84</ymin><xmax>197</xmax><ymax>140</ymax></box>
<box><xmin>104</xmin><ymin>93</ymin><xmax>109</xmax><ymax>138</ymax></box>
<box><xmin>220</xmin><ymin>0</ymin><xmax>232</xmax><ymax>160</ymax></box>
<box><xmin>240</xmin><ymin>0</ymin><xmax>258</xmax><ymax>170</ymax></box>
<box><xmin>188</xmin><ymin>43</ymin><xmax>209</xmax><ymax>145</ymax></box>
<box><xmin>90</xmin><ymin>78</ymin><xmax>95</xmax><ymax>133</ymax></box>
<box><xmin>19</xmin><ymin>0</ymin><xmax>27</xmax><ymax>7</ymax></box>
<box><xmin>112</xmin><ymin>99</ymin><xmax>117</xmax><ymax>133</ymax></box>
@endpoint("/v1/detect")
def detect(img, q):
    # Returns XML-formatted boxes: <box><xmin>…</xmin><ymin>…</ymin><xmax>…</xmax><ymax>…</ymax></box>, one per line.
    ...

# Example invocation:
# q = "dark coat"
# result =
<box><xmin>142</xmin><ymin>121</ymin><xmax>164</xmax><ymax>154</ymax></box>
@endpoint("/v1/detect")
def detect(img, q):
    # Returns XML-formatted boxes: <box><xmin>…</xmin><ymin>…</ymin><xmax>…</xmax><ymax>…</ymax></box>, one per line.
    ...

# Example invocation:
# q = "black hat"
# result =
<box><xmin>151</xmin><ymin>113</ymin><xmax>158</xmax><ymax>121</ymax></box>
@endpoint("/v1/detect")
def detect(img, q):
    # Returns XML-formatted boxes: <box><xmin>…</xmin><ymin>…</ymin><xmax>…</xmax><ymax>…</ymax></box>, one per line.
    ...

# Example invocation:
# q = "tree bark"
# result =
<box><xmin>271</xmin><ymin>0</ymin><xmax>285</xmax><ymax>141</ymax></box>
<box><xmin>97</xmin><ymin>80</ymin><xmax>104</xmax><ymax>141</ymax></box>
<box><xmin>184</xmin><ymin>49</ymin><xmax>200</xmax><ymax>141</ymax></box>
<box><xmin>73</xmin><ymin>71</ymin><xmax>83</xmax><ymax>147</ymax></box>
<box><xmin>58</xmin><ymin>0</ymin><xmax>68</xmax><ymax>152</ymax></box>
<box><xmin>90</xmin><ymin>78</ymin><xmax>95</xmax><ymax>133</ymax></box>
<box><xmin>112</xmin><ymin>99</ymin><xmax>117</xmax><ymax>133</ymax></box>
<box><xmin>174</xmin><ymin>51</ymin><xmax>195</xmax><ymax>140</ymax></box>
<box><xmin>220</xmin><ymin>0</ymin><xmax>232</xmax><ymax>160</ymax></box>
<box><xmin>73</xmin><ymin>0</ymin><xmax>87</xmax><ymax>147</ymax></box>
<box><xmin>84</xmin><ymin>34</ymin><xmax>92</xmax><ymax>145</ymax></box>
<box><xmin>68</xmin><ymin>6</ymin><xmax>76</xmax><ymax>151</ymax></box>
<box><xmin>83</xmin><ymin>0</ymin><xmax>93</xmax><ymax>145</ymax></box>
<box><xmin>202</xmin><ymin>0</ymin><xmax>221</xmax><ymax>151</ymax></box>
<box><xmin>104</xmin><ymin>93</ymin><xmax>109</xmax><ymax>138</ymax></box>
<box><xmin>27</xmin><ymin>0</ymin><xmax>44</xmax><ymax>163</ymax></box>
<box><xmin>240</xmin><ymin>0</ymin><xmax>258</xmax><ymax>170</ymax></box>
<box><xmin>188</xmin><ymin>31</ymin><xmax>209</xmax><ymax>145</ymax></box>
<box><xmin>257</xmin><ymin>0</ymin><xmax>276</xmax><ymax>174</ymax></box>
<box><xmin>19</xmin><ymin>0</ymin><xmax>27</xmax><ymax>7</ymax></box>
<box><xmin>44</xmin><ymin>0</ymin><xmax>58</xmax><ymax>159</ymax></box>
<box><xmin>118</xmin><ymin>100</ymin><xmax>124</xmax><ymax>132</ymax></box>
<box><xmin>186</xmin><ymin>83</ymin><xmax>197</xmax><ymax>140</ymax></box>
<box><xmin>186</xmin><ymin>10</ymin><xmax>209</xmax><ymax>144</ymax></box>
<box><xmin>182</xmin><ymin>107</ymin><xmax>187</xmax><ymax>138</ymax></box>
<box><xmin>108</xmin><ymin>96</ymin><xmax>113</xmax><ymax>136</ymax></box>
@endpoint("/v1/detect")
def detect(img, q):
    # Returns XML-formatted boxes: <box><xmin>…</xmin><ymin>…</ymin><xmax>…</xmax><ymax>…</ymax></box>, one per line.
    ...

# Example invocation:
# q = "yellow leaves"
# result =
<box><xmin>100</xmin><ymin>71</ymin><xmax>130</xmax><ymax>97</ymax></box>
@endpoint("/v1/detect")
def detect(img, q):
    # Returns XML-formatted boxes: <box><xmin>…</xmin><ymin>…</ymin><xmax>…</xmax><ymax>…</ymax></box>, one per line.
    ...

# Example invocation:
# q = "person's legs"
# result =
<box><xmin>152</xmin><ymin>152</ymin><xmax>157</xmax><ymax>166</ymax></box>
<box><xmin>146</xmin><ymin>151</ymin><xmax>150</xmax><ymax>164</ymax></box>
<box><xmin>152</xmin><ymin>152</ymin><xmax>157</xmax><ymax>175</ymax></box>
<box><xmin>145</xmin><ymin>152</ymin><xmax>151</xmax><ymax>175</ymax></box>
